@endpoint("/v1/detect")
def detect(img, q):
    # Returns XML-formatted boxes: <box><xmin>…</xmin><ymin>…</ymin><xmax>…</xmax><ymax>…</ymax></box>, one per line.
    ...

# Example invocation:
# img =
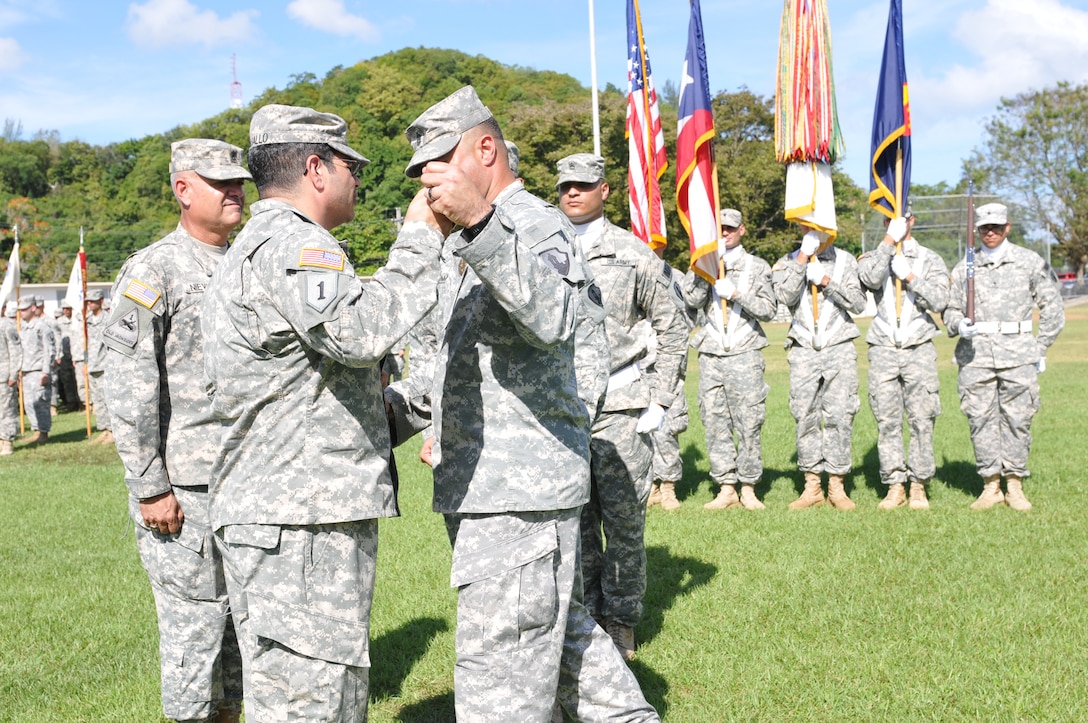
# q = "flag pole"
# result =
<box><xmin>79</xmin><ymin>228</ymin><xmax>91</xmax><ymax>439</ymax></box>
<box><xmin>894</xmin><ymin>142</ymin><xmax>903</xmax><ymax>326</ymax></box>
<box><xmin>13</xmin><ymin>226</ymin><xmax>25</xmax><ymax>436</ymax></box>
<box><xmin>588</xmin><ymin>0</ymin><xmax>601</xmax><ymax>156</ymax></box>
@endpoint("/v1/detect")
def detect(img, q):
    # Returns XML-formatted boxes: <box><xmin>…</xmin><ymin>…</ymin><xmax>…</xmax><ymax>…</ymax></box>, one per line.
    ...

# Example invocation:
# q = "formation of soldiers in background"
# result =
<box><xmin>0</xmin><ymin>85</ymin><xmax>1065</xmax><ymax>723</ymax></box>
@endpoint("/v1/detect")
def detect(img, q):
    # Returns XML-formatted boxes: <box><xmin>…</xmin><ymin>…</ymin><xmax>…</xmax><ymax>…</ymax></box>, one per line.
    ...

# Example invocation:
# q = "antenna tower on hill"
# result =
<box><xmin>230</xmin><ymin>54</ymin><xmax>243</xmax><ymax>110</ymax></box>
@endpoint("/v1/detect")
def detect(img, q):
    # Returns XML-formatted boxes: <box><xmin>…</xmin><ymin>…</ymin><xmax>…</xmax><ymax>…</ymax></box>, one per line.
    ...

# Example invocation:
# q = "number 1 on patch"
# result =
<box><xmin>305</xmin><ymin>271</ymin><xmax>338</xmax><ymax>312</ymax></box>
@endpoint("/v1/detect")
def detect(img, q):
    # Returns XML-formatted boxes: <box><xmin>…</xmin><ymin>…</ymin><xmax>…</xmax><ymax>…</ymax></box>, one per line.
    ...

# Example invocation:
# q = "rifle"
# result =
<box><xmin>965</xmin><ymin>181</ymin><xmax>975</xmax><ymax>322</ymax></box>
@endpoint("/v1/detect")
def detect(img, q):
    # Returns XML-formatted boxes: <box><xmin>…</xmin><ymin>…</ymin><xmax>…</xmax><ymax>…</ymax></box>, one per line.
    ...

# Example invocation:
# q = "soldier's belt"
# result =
<box><xmin>973</xmin><ymin>320</ymin><xmax>1032</xmax><ymax>335</ymax></box>
<box><xmin>606</xmin><ymin>361</ymin><xmax>642</xmax><ymax>393</ymax></box>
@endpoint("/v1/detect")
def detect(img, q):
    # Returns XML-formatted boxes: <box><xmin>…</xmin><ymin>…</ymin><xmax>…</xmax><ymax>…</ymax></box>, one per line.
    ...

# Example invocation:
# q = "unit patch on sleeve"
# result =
<box><xmin>298</xmin><ymin>247</ymin><xmax>345</xmax><ymax>272</ymax></box>
<box><xmin>103</xmin><ymin>309</ymin><xmax>140</xmax><ymax>348</ymax></box>
<box><xmin>304</xmin><ymin>271</ymin><xmax>339</xmax><ymax>312</ymax></box>
<box><xmin>123</xmin><ymin>279</ymin><xmax>161</xmax><ymax>309</ymax></box>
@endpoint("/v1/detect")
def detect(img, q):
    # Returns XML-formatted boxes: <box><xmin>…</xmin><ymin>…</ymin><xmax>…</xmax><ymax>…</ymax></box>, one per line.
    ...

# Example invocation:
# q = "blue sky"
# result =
<box><xmin>3</xmin><ymin>0</ymin><xmax>1088</xmax><ymax>192</ymax></box>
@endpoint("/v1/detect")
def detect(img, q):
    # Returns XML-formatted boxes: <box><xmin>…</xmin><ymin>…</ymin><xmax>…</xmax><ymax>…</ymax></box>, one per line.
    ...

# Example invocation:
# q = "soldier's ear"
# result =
<box><xmin>600</xmin><ymin>182</ymin><xmax>610</xmax><ymax>202</ymax></box>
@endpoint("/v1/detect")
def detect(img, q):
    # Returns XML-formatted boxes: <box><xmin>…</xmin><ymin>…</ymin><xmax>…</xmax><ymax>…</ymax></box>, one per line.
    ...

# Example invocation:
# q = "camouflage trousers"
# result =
<box><xmin>787</xmin><ymin>342</ymin><xmax>859</xmax><ymax>475</ymax></box>
<box><xmin>217</xmin><ymin>520</ymin><xmax>377</xmax><ymax>723</ymax></box>
<box><xmin>0</xmin><ymin>379</ymin><xmax>18</xmax><ymax>441</ymax></box>
<box><xmin>867</xmin><ymin>343</ymin><xmax>941</xmax><ymax>485</ymax></box>
<box><xmin>697</xmin><ymin>350</ymin><xmax>769</xmax><ymax>486</ymax></box>
<box><xmin>51</xmin><ymin>356</ymin><xmax>79</xmax><ymax>410</ymax></box>
<box><xmin>957</xmin><ymin>362</ymin><xmax>1040</xmax><ymax>478</ymax></box>
<box><xmin>21</xmin><ymin>372</ymin><xmax>51</xmax><ymax>433</ymax></box>
<box><xmin>581</xmin><ymin>409</ymin><xmax>653</xmax><ymax>627</ymax></box>
<box><xmin>650</xmin><ymin>381</ymin><xmax>688</xmax><ymax>483</ymax></box>
<box><xmin>132</xmin><ymin>486</ymin><xmax>242</xmax><ymax>722</ymax></box>
<box><xmin>445</xmin><ymin>509</ymin><xmax>659</xmax><ymax>723</ymax></box>
<box><xmin>89</xmin><ymin>370</ymin><xmax>110</xmax><ymax>430</ymax></box>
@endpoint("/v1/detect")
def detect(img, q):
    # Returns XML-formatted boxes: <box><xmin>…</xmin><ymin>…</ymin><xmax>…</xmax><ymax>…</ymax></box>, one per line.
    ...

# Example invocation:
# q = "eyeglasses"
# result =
<box><xmin>721</xmin><ymin>225</ymin><xmax>740</xmax><ymax>233</ymax></box>
<box><xmin>335</xmin><ymin>156</ymin><xmax>366</xmax><ymax>180</ymax></box>
<box><xmin>978</xmin><ymin>224</ymin><xmax>1006</xmax><ymax>235</ymax></box>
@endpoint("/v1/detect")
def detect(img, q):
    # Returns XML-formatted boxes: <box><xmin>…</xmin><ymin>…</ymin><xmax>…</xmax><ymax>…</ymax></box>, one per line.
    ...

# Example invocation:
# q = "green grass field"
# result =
<box><xmin>2</xmin><ymin>302</ymin><xmax>1086</xmax><ymax>722</ymax></box>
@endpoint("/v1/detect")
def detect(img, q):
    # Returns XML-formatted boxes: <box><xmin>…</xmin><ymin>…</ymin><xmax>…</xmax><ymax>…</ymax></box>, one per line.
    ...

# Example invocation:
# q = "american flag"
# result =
<box><xmin>626</xmin><ymin>0</ymin><xmax>667</xmax><ymax>252</ymax></box>
<box><xmin>298</xmin><ymin>247</ymin><xmax>345</xmax><ymax>271</ymax></box>
<box><xmin>124</xmin><ymin>279</ymin><xmax>160</xmax><ymax>309</ymax></box>
<box><xmin>676</xmin><ymin>0</ymin><xmax>720</xmax><ymax>283</ymax></box>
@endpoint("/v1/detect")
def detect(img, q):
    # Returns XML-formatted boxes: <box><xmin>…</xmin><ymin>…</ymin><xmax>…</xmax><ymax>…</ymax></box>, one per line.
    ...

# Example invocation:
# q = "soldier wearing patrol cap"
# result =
<box><xmin>103</xmin><ymin>138</ymin><xmax>250</xmax><ymax>723</ymax></box>
<box><xmin>387</xmin><ymin>87</ymin><xmax>657</xmax><ymax>722</ymax></box>
<box><xmin>84</xmin><ymin>287</ymin><xmax>112</xmax><ymax>443</ymax></box>
<box><xmin>18</xmin><ymin>294</ymin><xmax>54</xmax><ymax>443</ymax></box>
<box><xmin>0</xmin><ymin>302</ymin><xmax>21</xmax><ymax>456</ymax></box>
<box><xmin>201</xmin><ymin>106</ymin><xmax>444</xmax><ymax>722</ymax></box>
<box><xmin>683</xmin><ymin>208</ymin><xmax>777</xmax><ymax>511</ymax></box>
<box><xmin>943</xmin><ymin>203</ymin><xmax>1064</xmax><ymax>511</ymax></box>
<box><xmin>555</xmin><ymin>152</ymin><xmax>687</xmax><ymax>663</ymax></box>
<box><xmin>858</xmin><ymin>209</ymin><xmax>949</xmax><ymax>510</ymax></box>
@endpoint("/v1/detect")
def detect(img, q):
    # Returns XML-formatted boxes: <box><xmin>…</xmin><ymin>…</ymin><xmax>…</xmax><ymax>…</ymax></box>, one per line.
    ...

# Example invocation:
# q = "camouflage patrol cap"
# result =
<box><xmin>975</xmin><ymin>203</ymin><xmax>1008</xmax><ymax>227</ymax></box>
<box><xmin>250</xmin><ymin>104</ymin><xmax>369</xmax><ymax>165</ymax></box>
<box><xmin>3</xmin><ymin>305</ymin><xmax>14</xmax><ymax>318</ymax></box>
<box><xmin>556</xmin><ymin>153</ymin><xmax>605</xmax><ymax>187</ymax></box>
<box><xmin>86</xmin><ymin>288</ymin><xmax>106</xmax><ymax>302</ymax></box>
<box><xmin>34</xmin><ymin>295</ymin><xmax>44</xmax><ymax>306</ymax></box>
<box><xmin>720</xmin><ymin>208</ymin><xmax>743</xmax><ymax>228</ymax></box>
<box><xmin>170</xmin><ymin>139</ymin><xmax>252</xmax><ymax>181</ymax></box>
<box><xmin>505</xmin><ymin>140</ymin><xmax>520</xmax><ymax>177</ymax></box>
<box><xmin>404</xmin><ymin>86</ymin><xmax>494</xmax><ymax>178</ymax></box>
<box><xmin>17</xmin><ymin>295</ymin><xmax>34</xmax><ymax>310</ymax></box>
<box><xmin>61</xmin><ymin>300</ymin><xmax>73</xmax><ymax>309</ymax></box>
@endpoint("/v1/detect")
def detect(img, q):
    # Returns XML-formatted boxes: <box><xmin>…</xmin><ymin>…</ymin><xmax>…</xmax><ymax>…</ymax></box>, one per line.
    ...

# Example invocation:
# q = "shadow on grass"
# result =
<box><xmin>394</xmin><ymin>690</ymin><xmax>454</xmax><ymax>722</ymax></box>
<box><xmin>673</xmin><ymin>440</ymin><xmax>706</xmax><ymax>501</ymax></box>
<box><xmin>937</xmin><ymin>456</ymin><xmax>981</xmax><ymax>496</ymax></box>
<box><xmin>641</xmin><ymin>544</ymin><xmax>716</xmax><ymax>645</ymax></box>
<box><xmin>370</xmin><ymin>616</ymin><xmax>448</xmax><ymax>701</ymax></box>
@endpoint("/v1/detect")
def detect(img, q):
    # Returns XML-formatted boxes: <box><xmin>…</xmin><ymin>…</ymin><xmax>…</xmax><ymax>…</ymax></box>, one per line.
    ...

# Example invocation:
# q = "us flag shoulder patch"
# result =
<box><xmin>299</xmin><ymin>247</ymin><xmax>345</xmax><ymax>271</ymax></box>
<box><xmin>124</xmin><ymin>279</ymin><xmax>161</xmax><ymax>309</ymax></box>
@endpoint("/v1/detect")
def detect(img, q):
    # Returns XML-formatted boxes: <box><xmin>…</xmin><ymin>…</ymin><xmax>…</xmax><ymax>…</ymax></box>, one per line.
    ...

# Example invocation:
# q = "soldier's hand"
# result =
<box><xmin>799</xmin><ymin>231</ymin><xmax>821</xmax><ymax>257</ymax></box>
<box><xmin>636</xmin><ymin>403</ymin><xmax>666</xmax><ymax>434</ymax></box>
<box><xmin>139</xmin><ymin>490</ymin><xmax>184</xmax><ymax>535</ymax></box>
<box><xmin>886</xmin><ymin>216</ymin><xmax>908</xmax><ymax>243</ymax></box>
<box><xmin>419</xmin><ymin>436</ymin><xmax>435</xmax><ymax>468</ymax></box>
<box><xmin>419</xmin><ymin>161</ymin><xmax>493</xmax><ymax>229</ymax></box>
<box><xmin>404</xmin><ymin>186</ymin><xmax>454</xmax><ymax>237</ymax></box>
<box><xmin>891</xmin><ymin>254</ymin><xmax>912</xmax><ymax>281</ymax></box>
<box><xmin>805</xmin><ymin>260</ymin><xmax>827</xmax><ymax>286</ymax></box>
<box><xmin>957</xmin><ymin>319</ymin><xmax>979</xmax><ymax>339</ymax></box>
<box><xmin>40</xmin><ymin>373</ymin><xmax>49</xmax><ymax>386</ymax></box>
<box><xmin>1036</xmin><ymin>355</ymin><xmax>1046</xmax><ymax>373</ymax></box>
<box><xmin>714</xmin><ymin>277</ymin><xmax>737</xmax><ymax>301</ymax></box>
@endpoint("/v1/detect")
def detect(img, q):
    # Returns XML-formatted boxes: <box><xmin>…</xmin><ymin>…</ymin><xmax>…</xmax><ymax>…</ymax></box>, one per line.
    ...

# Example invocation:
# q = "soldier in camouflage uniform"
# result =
<box><xmin>943</xmin><ymin>203</ymin><xmax>1064</xmax><ymax>511</ymax></box>
<box><xmin>684</xmin><ymin>209</ymin><xmax>777</xmax><ymax>511</ymax></box>
<box><xmin>18</xmin><ymin>295</ymin><xmax>53</xmax><ymax>444</ymax></box>
<box><xmin>858</xmin><ymin>212</ymin><xmax>949</xmax><ymax>510</ymax></box>
<box><xmin>102</xmin><ymin>139</ymin><xmax>251</xmax><ymax>723</ymax></box>
<box><xmin>51</xmin><ymin>302</ymin><xmax>80</xmax><ymax>412</ymax></box>
<box><xmin>556</xmin><ymin>153</ymin><xmax>687</xmax><ymax>661</ymax></box>
<box><xmin>773</xmin><ymin>231</ymin><xmax>867</xmax><ymax>509</ymax></box>
<box><xmin>85</xmin><ymin>288</ymin><xmax>113</xmax><ymax>443</ymax></box>
<box><xmin>0</xmin><ymin>304</ymin><xmax>21</xmax><ymax>456</ymax></box>
<box><xmin>390</xmin><ymin>87</ymin><xmax>658</xmax><ymax>722</ymax></box>
<box><xmin>201</xmin><ymin>104</ymin><xmax>444</xmax><ymax>723</ymax></box>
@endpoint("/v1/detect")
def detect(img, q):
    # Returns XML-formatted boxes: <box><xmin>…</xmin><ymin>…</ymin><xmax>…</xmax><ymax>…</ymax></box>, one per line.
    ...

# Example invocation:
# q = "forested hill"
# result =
<box><xmin>0</xmin><ymin>46</ymin><xmax>865</xmax><ymax>281</ymax></box>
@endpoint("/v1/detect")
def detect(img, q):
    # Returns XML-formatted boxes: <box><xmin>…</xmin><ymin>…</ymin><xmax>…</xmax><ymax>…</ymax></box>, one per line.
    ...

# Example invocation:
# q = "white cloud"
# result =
<box><xmin>0</xmin><ymin>37</ymin><xmax>27</xmax><ymax>71</ymax></box>
<box><xmin>126</xmin><ymin>0</ymin><xmax>259</xmax><ymax>49</ymax></box>
<box><xmin>286</xmin><ymin>0</ymin><xmax>379</xmax><ymax>41</ymax></box>
<box><xmin>926</xmin><ymin>0</ymin><xmax>1088</xmax><ymax>111</ymax></box>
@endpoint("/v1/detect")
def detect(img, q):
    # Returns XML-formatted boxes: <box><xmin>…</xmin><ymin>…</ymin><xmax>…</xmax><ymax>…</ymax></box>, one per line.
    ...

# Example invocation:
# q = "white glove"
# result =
<box><xmin>714</xmin><ymin>277</ymin><xmax>737</xmax><ymax>300</ymax></box>
<box><xmin>1036</xmin><ymin>356</ymin><xmax>1046</xmax><ymax>373</ymax></box>
<box><xmin>636</xmin><ymin>402</ymin><xmax>667</xmax><ymax>433</ymax></box>
<box><xmin>891</xmin><ymin>254</ymin><xmax>911</xmax><ymax>280</ymax></box>
<box><xmin>800</xmin><ymin>231</ymin><xmax>821</xmax><ymax>257</ymax></box>
<box><xmin>887</xmin><ymin>216</ymin><xmax>908</xmax><ymax>243</ymax></box>
<box><xmin>805</xmin><ymin>260</ymin><xmax>826</xmax><ymax>285</ymax></box>
<box><xmin>958</xmin><ymin>319</ymin><xmax>978</xmax><ymax>339</ymax></box>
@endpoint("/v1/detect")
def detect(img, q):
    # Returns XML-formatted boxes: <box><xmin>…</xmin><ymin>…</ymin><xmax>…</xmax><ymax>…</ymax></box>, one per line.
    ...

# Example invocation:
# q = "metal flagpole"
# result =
<box><xmin>588</xmin><ymin>0</ymin><xmax>601</xmax><ymax>155</ymax></box>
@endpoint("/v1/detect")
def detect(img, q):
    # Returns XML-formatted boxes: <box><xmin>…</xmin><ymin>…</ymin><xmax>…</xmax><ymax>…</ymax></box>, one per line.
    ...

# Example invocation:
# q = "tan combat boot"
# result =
<box><xmin>878</xmin><ymin>483</ymin><xmax>907</xmax><ymax>510</ymax></box>
<box><xmin>659</xmin><ymin>482</ymin><xmax>682</xmax><ymax>510</ymax></box>
<box><xmin>94</xmin><ymin>429</ymin><xmax>115</xmax><ymax>446</ymax></box>
<box><xmin>647</xmin><ymin>483</ymin><xmax>662</xmax><ymax>508</ymax></box>
<box><xmin>28</xmin><ymin>431</ymin><xmax>48</xmax><ymax>445</ymax></box>
<box><xmin>908</xmin><ymin>481</ymin><xmax>930</xmax><ymax>510</ymax></box>
<box><xmin>605</xmin><ymin>619</ymin><xmax>636</xmax><ymax>662</ymax></box>
<box><xmin>739</xmin><ymin>483</ymin><xmax>765</xmax><ymax>510</ymax></box>
<box><xmin>703</xmin><ymin>484</ymin><xmax>740</xmax><ymax>510</ymax></box>
<box><xmin>970</xmin><ymin>475</ymin><xmax>1004</xmax><ymax>510</ymax></box>
<box><xmin>789</xmin><ymin>472</ymin><xmax>825</xmax><ymax>509</ymax></box>
<box><xmin>827</xmin><ymin>474</ymin><xmax>856</xmax><ymax>511</ymax></box>
<box><xmin>0</xmin><ymin>439</ymin><xmax>12</xmax><ymax>456</ymax></box>
<box><xmin>1004</xmin><ymin>475</ymin><xmax>1032</xmax><ymax>511</ymax></box>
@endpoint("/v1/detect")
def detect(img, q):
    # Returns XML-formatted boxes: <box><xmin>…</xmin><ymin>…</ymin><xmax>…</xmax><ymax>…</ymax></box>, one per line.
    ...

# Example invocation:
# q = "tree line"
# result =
<box><xmin>1</xmin><ymin>48</ymin><xmax>1083</xmax><ymax>283</ymax></box>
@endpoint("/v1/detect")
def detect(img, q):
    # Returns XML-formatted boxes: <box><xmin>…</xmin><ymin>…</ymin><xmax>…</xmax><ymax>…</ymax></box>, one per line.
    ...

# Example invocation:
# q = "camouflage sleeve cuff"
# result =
<box><xmin>128</xmin><ymin>475</ymin><xmax>172</xmax><ymax>501</ymax></box>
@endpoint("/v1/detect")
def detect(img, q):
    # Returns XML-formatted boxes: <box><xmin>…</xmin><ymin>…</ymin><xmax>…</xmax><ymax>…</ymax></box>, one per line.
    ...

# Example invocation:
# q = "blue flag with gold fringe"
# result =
<box><xmin>868</xmin><ymin>0</ymin><xmax>910</xmax><ymax>219</ymax></box>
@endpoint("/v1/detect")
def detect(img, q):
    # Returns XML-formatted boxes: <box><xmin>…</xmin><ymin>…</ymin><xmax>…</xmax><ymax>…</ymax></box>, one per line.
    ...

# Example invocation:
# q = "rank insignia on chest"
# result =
<box><xmin>124</xmin><ymin>280</ymin><xmax>161</xmax><ymax>309</ymax></box>
<box><xmin>299</xmin><ymin>248</ymin><xmax>345</xmax><ymax>272</ymax></box>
